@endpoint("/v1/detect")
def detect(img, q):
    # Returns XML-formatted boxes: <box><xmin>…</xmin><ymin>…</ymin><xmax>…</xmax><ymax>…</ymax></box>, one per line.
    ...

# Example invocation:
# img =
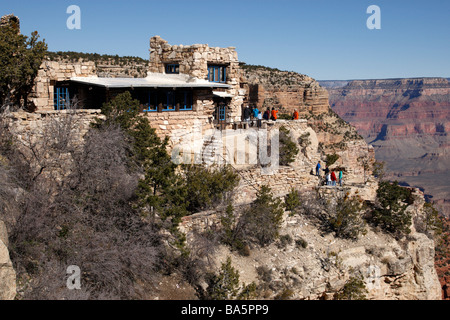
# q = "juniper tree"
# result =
<box><xmin>204</xmin><ymin>256</ymin><xmax>256</xmax><ymax>300</ymax></box>
<box><xmin>239</xmin><ymin>185</ymin><xmax>285</xmax><ymax>246</ymax></box>
<box><xmin>371</xmin><ymin>181</ymin><xmax>412</xmax><ymax>236</ymax></box>
<box><xmin>0</xmin><ymin>24</ymin><xmax>47</xmax><ymax>111</ymax></box>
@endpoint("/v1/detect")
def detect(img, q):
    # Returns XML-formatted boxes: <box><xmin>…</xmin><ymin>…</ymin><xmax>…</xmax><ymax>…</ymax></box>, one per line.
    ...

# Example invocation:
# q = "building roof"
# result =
<box><xmin>212</xmin><ymin>91</ymin><xmax>234</xmax><ymax>98</ymax></box>
<box><xmin>70</xmin><ymin>73</ymin><xmax>231</xmax><ymax>89</ymax></box>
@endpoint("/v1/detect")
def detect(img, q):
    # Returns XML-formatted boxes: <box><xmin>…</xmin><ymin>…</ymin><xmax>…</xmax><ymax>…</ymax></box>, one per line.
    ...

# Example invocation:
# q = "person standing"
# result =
<box><xmin>271</xmin><ymin>107</ymin><xmax>278</xmax><ymax>121</ymax></box>
<box><xmin>331</xmin><ymin>171</ymin><xmax>337</xmax><ymax>187</ymax></box>
<box><xmin>263</xmin><ymin>108</ymin><xmax>270</xmax><ymax>120</ymax></box>
<box><xmin>339</xmin><ymin>170</ymin><xmax>343</xmax><ymax>186</ymax></box>
<box><xmin>293</xmin><ymin>109</ymin><xmax>299</xmax><ymax>120</ymax></box>
<box><xmin>316</xmin><ymin>161</ymin><xmax>321</xmax><ymax>176</ymax></box>
<box><xmin>324</xmin><ymin>165</ymin><xmax>330</xmax><ymax>177</ymax></box>
<box><xmin>252</xmin><ymin>105</ymin><xmax>259</xmax><ymax>119</ymax></box>
<box><xmin>243</xmin><ymin>105</ymin><xmax>251</xmax><ymax>122</ymax></box>
<box><xmin>256</xmin><ymin>108</ymin><xmax>263</xmax><ymax>128</ymax></box>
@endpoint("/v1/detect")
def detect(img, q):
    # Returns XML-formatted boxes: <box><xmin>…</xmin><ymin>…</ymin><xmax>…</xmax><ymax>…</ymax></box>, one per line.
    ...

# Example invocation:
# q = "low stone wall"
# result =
<box><xmin>4</xmin><ymin>109</ymin><xmax>103</xmax><ymax>138</ymax></box>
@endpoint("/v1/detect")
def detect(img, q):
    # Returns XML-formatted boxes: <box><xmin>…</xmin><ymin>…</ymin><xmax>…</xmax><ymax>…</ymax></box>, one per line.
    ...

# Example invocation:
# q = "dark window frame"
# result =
<box><xmin>165</xmin><ymin>64</ymin><xmax>180</xmax><ymax>74</ymax></box>
<box><xmin>207</xmin><ymin>65</ymin><xmax>227</xmax><ymax>83</ymax></box>
<box><xmin>54</xmin><ymin>86</ymin><xmax>70</xmax><ymax>110</ymax></box>
<box><xmin>142</xmin><ymin>90</ymin><xmax>193</xmax><ymax>112</ymax></box>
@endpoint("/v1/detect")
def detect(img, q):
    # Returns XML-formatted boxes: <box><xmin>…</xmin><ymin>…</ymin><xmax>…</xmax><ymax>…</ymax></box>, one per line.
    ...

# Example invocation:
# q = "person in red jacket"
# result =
<box><xmin>331</xmin><ymin>171</ymin><xmax>337</xmax><ymax>187</ymax></box>
<box><xmin>293</xmin><ymin>109</ymin><xmax>299</xmax><ymax>120</ymax></box>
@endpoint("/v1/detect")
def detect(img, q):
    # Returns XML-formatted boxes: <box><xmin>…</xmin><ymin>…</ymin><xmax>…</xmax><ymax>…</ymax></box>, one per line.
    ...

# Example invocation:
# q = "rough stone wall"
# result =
<box><xmin>149</xmin><ymin>36</ymin><xmax>246</xmax><ymax>122</ymax></box>
<box><xmin>0</xmin><ymin>14</ymin><xmax>20</xmax><ymax>32</ymax></box>
<box><xmin>30</xmin><ymin>60</ymin><xmax>97</xmax><ymax>111</ymax></box>
<box><xmin>5</xmin><ymin>110</ymin><xmax>103</xmax><ymax>154</ymax></box>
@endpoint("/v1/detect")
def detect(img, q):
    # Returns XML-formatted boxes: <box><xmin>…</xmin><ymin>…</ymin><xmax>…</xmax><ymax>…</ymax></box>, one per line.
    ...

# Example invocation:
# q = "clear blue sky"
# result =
<box><xmin>3</xmin><ymin>0</ymin><xmax>450</xmax><ymax>80</ymax></box>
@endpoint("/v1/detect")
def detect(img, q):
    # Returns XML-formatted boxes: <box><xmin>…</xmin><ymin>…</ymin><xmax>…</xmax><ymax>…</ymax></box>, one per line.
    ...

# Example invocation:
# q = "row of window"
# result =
<box><xmin>53</xmin><ymin>87</ymin><xmax>193</xmax><ymax>112</ymax></box>
<box><xmin>165</xmin><ymin>63</ymin><xmax>227</xmax><ymax>83</ymax></box>
<box><xmin>143</xmin><ymin>91</ymin><xmax>193</xmax><ymax>112</ymax></box>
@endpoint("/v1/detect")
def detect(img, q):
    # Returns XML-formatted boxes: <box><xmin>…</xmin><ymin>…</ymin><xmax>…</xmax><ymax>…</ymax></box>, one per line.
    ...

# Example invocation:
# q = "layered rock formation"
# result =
<box><xmin>243</xmin><ymin>65</ymin><xmax>330</xmax><ymax>116</ymax></box>
<box><xmin>321</xmin><ymin>78</ymin><xmax>450</xmax><ymax>218</ymax></box>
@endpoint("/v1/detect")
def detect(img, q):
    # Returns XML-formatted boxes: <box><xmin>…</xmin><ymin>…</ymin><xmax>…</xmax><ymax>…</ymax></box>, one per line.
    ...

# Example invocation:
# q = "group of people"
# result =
<box><xmin>315</xmin><ymin>161</ymin><xmax>343</xmax><ymax>187</ymax></box>
<box><xmin>243</xmin><ymin>105</ymin><xmax>280</xmax><ymax>123</ymax></box>
<box><xmin>243</xmin><ymin>106</ymin><xmax>302</xmax><ymax>123</ymax></box>
<box><xmin>243</xmin><ymin>105</ymin><xmax>263</xmax><ymax>127</ymax></box>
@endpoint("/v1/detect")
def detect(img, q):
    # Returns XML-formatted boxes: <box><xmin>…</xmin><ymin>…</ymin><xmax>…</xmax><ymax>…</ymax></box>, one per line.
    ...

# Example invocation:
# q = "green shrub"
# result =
<box><xmin>278</xmin><ymin>234</ymin><xmax>293</xmax><ymax>248</ymax></box>
<box><xmin>205</xmin><ymin>256</ymin><xmax>256</xmax><ymax>300</ymax></box>
<box><xmin>371</xmin><ymin>160</ymin><xmax>386</xmax><ymax>180</ymax></box>
<box><xmin>295</xmin><ymin>237</ymin><xmax>308</xmax><ymax>249</ymax></box>
<box><xmin>219</xmin><ymin>204</ymin><xmax>249</xmax><ymax>256</ymax></box>
<box><xmin>277</xmin><ymin>113</ymin><xmax>292</xmax><ymax>120</ymax></box>
<box><xmin>370</xmin><ymin>181</ymin><xmax>412</xmax><ymax>236</ymax></box>
<box><xmin>239</xmin><ymin>185</ymin><xmax>285</xmax><ymax>246</ymax></box>
<box><xmin>284</xmin><ymin>188</ymin><xmax>301</xmax><ymax>212</ymax></box>
<box><xmin>182</xmin><ymin>164</ymin><xmax>239</xmax><ymax>213</ymax></box>
<box><xmin>0</xmin><ymin>25</ymin><xmax>47</xmax><ymax>111</ymax></box>
<box><xmin>416</xmin><ymin>202</ymin><xmax>443</xmax><ymax>238</ymax></box>
<box><xmin>325</xmin><ymin>153</ymin><xmax>340</xmax><ymax>166</ymax></box>
<box><xmin>328</xmin><ymin>194</ymin><xmax>367</xmax><ymax>240</ymax></box>
<box><xmin>334</xmin><ymin>275</ymin><xmax>368</xmax><ymax>300</ymax></box>
<box><xmin>279</xmin><ymin>126</ymin><xmax>299</xmax><ymax>166</ymax></box>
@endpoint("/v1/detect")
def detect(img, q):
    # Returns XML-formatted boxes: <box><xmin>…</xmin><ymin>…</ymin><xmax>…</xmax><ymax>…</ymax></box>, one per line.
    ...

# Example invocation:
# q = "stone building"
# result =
<box><xmin>30</xmin><ymin>36</ymin><xmax>247</xmax><ymax>137</ymax></box>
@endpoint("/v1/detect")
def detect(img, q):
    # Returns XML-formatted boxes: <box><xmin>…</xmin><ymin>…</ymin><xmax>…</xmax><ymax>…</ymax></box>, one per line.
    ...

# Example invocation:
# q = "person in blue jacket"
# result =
<box><xmin>252</xmin><ymin>105</ymin><xmax>259</xmax><ymax>118</ymax></box>
<box><xmin>316</xmin><ymin>161</ymin><xmax>321</xmax><ymax>176</ymax></box>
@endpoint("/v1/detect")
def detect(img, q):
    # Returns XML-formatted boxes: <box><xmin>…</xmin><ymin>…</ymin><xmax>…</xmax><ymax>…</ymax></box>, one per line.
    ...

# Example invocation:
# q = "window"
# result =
<box><xmin>143</xmin><ymin>92</ymin><xmax>157</xmax><ymax>112</ymax></box>
<box><xmin>207</xmin><ymin>65</ymin><xmax>227</xmax><ymax>83</ymax></box>
<box><xmin>218</xmin><ymin>104</ymin><xmax>226</xmax><ymax>121</ymax></box>
<box><xmin>165</xmin><ymin>64</ymin><xmax>179</xmax><ymax>74</ymax></box>
<box><xmin>176</xmin><ymin>91</ymin><xmax>193</xmax><ymax>111</ymax></box>
<box><xmin>54</xmin><ymin>87</ymin><xmax>70</xmax><ymax>110</ymax></box>
<box><xmin>163</xmin><ymin>91</ymin><xmax>175</xmax><ymax>111</ymax></box>
<box><xmin>142</xmin><ymin>90</ymin><xmax>193</xmax><ymax>112</ymax></box>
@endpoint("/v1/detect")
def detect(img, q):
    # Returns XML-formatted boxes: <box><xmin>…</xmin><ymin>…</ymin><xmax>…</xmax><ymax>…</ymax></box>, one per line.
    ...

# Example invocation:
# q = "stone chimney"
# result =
<box><xmin>0</xmin><ymin>14</ymin><xmax>20</xmax><ymax>33</ymax></box>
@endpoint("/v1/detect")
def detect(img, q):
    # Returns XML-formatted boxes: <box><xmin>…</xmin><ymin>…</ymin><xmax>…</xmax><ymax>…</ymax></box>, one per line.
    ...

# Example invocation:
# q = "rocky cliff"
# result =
<box><xmin>179</xmin><ymin>189</ymin><xmax>442</xmax><ymax>300</ymax></box>
<box><xmin>321</xmin><ymin>78</ymin><xmax>450</xmax><ymax>219</ymax></box>
<box><xmin>321</xmin><ymin>78</ymin><xmax>450</xmax><ymax>299</ymax></box>
<box><xmin>243</xmin><ymin>65</ymin><xmax>330</xmax><ymax>116</ymax></box>
<box><xmin>1</xmin><ymin>107</ymin><xmax>443</xmax><ymax>300</ymax></box>
<box><xmin>175</xmin><ymin>113</ymin><xmax>442</xmax><ymax>300</ymax></box>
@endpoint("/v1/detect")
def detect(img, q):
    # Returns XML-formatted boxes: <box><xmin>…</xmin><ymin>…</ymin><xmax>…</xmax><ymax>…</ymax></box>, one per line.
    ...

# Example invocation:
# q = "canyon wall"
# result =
<box><xmin>321</xmin><ymin>78</ymin><xmax>450</xmax><ymax>218</ymax></box>
<box><xmin>243</xmin><ymin>66</ymin><xmax>330</xmax><ymax>116</ymax></box>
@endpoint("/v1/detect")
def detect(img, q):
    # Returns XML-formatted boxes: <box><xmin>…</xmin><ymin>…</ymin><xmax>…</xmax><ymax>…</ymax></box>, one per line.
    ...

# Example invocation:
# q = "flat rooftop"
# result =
<box><xmin>70</xmin><ymin>73</ymin><xmax>231</xmax><ymax>89</ymax></box>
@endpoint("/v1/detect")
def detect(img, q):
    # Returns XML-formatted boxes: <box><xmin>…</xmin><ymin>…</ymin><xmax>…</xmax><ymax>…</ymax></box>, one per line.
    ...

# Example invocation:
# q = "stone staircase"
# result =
<box><xmin>201</xmin><ymin>133</ymin><xmax>224</xmax><ymax>166</ymax></box>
